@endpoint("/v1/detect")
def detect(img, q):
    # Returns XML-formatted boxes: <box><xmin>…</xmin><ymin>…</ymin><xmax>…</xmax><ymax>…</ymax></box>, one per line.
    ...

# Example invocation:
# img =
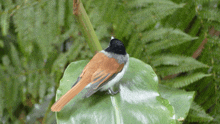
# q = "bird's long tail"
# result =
<box><xmin>51</xmin><ymin>80</ymin><xmax>87</xmax><ymax>112</ymax></box>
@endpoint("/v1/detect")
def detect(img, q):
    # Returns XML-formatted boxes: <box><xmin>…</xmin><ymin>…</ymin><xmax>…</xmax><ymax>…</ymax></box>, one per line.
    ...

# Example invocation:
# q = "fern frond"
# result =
<box><xmin>127</xmin><ymin>33</ymin><xmax>140</xmax><ymax>57</ymax></box>
<box><xmin>142</xmin><ymin>28</ymin><xmax>175</xmax><ymax>43</ymax></box>
<box><xmin>131</xmin><ymin>1</ymin><xmax>184</xmax><ymax>31</ymax></box>
<box><xmin>164</xmin><ymin>72</ymin><xmax>211</xmax><ymax>88</ymax></box>
<box><xmin>199</xmin><ymin>7</ymin><xmax>220</xmax><ymax>23</ymax></box>
<box><xmin>202</xmin><ymin>94</ymin><xmax>218</xmax><ymax>111</ymax></box>
<box><xmin>145</xmin><ymin>28</ymin><xmax>197</xmax><ymax>54</ymax></box>
<box><xmin>151</xmin><ymin>54</ymin><xmax>182</xmax><ymax>67</ymax></box>
<box><xmin>58</xmin><ymin>0</ymin><xmax>65</xmax><ymax>26</ymax></box>
<box><xmin>195</xmin><ymin>0</ymin><xmax>218</xmax><ymax>4</ymax></box>
<box><xmin>89</xmin><ymin>8</ymin><xmax>110</xmax><ymax>39</ymax></box>
<box><xmin>196</xmin><ymin>80</ymin><xmax>216</xmax><ymax>107</ymax></box>
<box><xmin>0</xmin><ymin>12</ymin><xmax>10</xmax><ymax>36</ymax></box>
<box><xmin>155</xmin><ymin>55</ymin><xmax>209</xmax><ymax>77</ymax></box>
<box><xmin>13</xmin><ymin>0</ymin><xmax>63</xmax><ymax>59</ymax></box>
<box><xmin>186</xmin><ymin>102</ymin><xmax>213</xmax><ymax>122</ymax></box>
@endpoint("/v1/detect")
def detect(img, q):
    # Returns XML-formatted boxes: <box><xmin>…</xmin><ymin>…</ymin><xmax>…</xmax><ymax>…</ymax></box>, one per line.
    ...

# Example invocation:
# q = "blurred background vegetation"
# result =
<box><xmin>0</xmin><ymin>0</ymin><xmax>220</xmax><ymax>123</ymax></box>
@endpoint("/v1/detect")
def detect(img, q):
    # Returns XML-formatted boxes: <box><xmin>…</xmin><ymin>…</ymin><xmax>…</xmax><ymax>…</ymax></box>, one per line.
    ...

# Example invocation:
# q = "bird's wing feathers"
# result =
<box><xmin>90</xmin><ymin>56</ymin><xmax>124</xmax><ymax>88</ymax></box>
<box><xmin>79</xmin><ymin>52</ymin><xmax>124</xmax><ymax>89</ymax></box>
<box><xmin>82</xmin><ymin>56</ymin><xmax>124</xmax><ymax>97</ymax></box>
<box><xmin>51</xmin><ymin>52</ymin><xmax>124</xmax><ymax>112</ymax></box>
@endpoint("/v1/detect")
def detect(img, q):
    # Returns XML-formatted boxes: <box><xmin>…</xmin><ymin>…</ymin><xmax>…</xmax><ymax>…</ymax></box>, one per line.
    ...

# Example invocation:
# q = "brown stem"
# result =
<box><xmin>73</xmin><ymin>0</ymin><xmax>102</xmax><ymax>53</ymax></box>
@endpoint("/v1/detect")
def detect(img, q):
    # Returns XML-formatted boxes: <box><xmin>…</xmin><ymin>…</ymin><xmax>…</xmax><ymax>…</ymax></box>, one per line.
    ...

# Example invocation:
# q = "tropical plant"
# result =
<box><xmin>0</xmin><ymin>0</ymin><xmax>219</xmax><ymax>123</ymax></box>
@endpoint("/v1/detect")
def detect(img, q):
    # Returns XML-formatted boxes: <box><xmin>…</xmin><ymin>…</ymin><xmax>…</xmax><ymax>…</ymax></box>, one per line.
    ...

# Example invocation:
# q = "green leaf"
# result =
<box><xmin>144</xmin><ymin>28</ymin><xmax>197</xmax><ymax>54</ymax></box>
<box><xmin>56</xmin><ymin>58</ymin><xmax>176</xmax><ymax>124</ymax></box>
<box><xmin>0</xmin><ymin>40</ymin><xmax>4</xmax><ymax>48</ymax></box>
<box><xmin>186</xmin><ymin>102</ymin><xmax>213</xmax><ymax>122</ymax></box>
<box><xmin>9</xmin><ymin>43</ymin><xmax>21</xmax><ymax>70</ymax></box>
<box><xmin>164</xmin><ymin>72</ymin><xmax>212</xmax><ymax>88</ymax></box>
<box><xmin>155</xmin><ymin>55</ymin><xmax>209</xmax><ymax>78</ymax></box>
<box><xmin>39</xmin><ymin>72</ymin><xmax>47</xmax><ymax>100</ymax></box>
<box><xmin>2</xmin><ymin>55</ymin><xmax>10</xmax><ymax>66</ymax></box>
<box><xmin>0</xmin><ymin>68</ymin><xmax>4</xmax><ymax>117</ymax></box>
<box><xmin>128</xmin><ymin>0</ymin><xmax>180</xmax><ymax>7</ymax></box>
<box><xmin>200</xmin><ymin>8</ymin><xmax>220</xmax><ymax>23</ymax></box>
<box><xmin>162</xmin><ymin>1</ymin><xmax>196</xmax><ymax>30</ymax></box>
<box><xmin>151</xmin><ymin>54</ymin><xmax>182</xmax><ymax>67</ymax></box>
<box><xmin>131</xmin><ymin>1</ymin><xmax>185</xmax><ymax>31</ymax></box>
<box><xmin>0</xmin><ymin>12</ymin><xmax>9</xmax><ymax>36</ymax></box>
<box><xmin>195</xmin><ymin>0</ymin><xmax>217</xmax><ymax>4</ymax></box>
<box><xmin>58</xmin><ymin>0</ymin><xmax>65</xmax><ymax>26</ymax></box>
<box><xmin>159</xmin><ymin>84</ymin><xmax>195</xmax><ymax>122</ymax></box>
<box><xmin>28</xmin><ymin>72</ymin><xmax>40</xmax><ymax>99</ymax></box>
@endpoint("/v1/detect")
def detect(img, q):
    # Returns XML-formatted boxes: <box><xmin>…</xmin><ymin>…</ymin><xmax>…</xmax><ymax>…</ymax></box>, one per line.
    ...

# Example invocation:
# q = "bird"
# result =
<box><xmin>51</xmin><ymin>37</ymin><xmax>129</xmax><ymax>112</ymax></box>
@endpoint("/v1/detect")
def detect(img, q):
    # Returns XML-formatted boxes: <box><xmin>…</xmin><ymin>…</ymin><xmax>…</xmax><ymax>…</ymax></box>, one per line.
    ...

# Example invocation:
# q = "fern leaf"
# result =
<box><xmin>164</xmin><ymin>72</ymin><xmax>212</xmax><ymax>88</ymax></box>
<box><xmin>200</xmin><ymin>8</ymin><xmax>220</xmax><ymax>23</ymax></box>
<box><xmin>128</xmin><ymin>0</ymin><xmax>183</xmax><ymax>8</ymax></box>
<box><xmin>145</xmin><ymin>28</ymin><xmax>197</xmax><ymax>54</ymax></box>
<box><xmin>151</xmin><ymin>54</ymin><xmax>181</xmax><ymax>67</ymax></box>
<box><xmin>9</xmin><ymin>43</ymin><xmax>21</xmax><ymax>68</ymax></box>
<box><xmin>155</xmin><ymin>55</ymin><xmax>209</xmax><ymax>77</ymax></box>
<box><xmin>195</xmin><ymin>0</ymin><xmax>218</xmax><ymax>4</ymax></box>
<box><xmin>0</xmin><ymin>40</ymin><xmax>3</xmax><ymax>48</ymax></box>
<box><xmin>0</xmin><ymin>71</ymin><xmax>4</xmax><ymax>116</ymax></box>
<box><xmin>131</xmin><ymin>1</ymin><xmax>184</xmax><ymax>31</ymax></box>
<box><xmin>196</xmin><ymin>81</ymin><xmax>216</xmax><ymax>107</ymax></box>
<box><xmin>58</xmin><ymin>0</ymin><xmax>65</xmax><ymax>26</ymax></box>
<box><xmin>202</xmin><ymin>94</ymin><xmax>218</xmax><ymax>111</ymax></box>
<box><xmin>0</xmin><ymin>12</ymin><xmax>9</xmax><ymax>36</ymax></box>
<box><xmin>186</xmin><ymin>102</ymin><xmax>213</xmax><ymax>122</ymax></box>
<box><xmin>142</xmin><ymin>28</ymin><xmax>175</xmax><ymax>43</ymax></box>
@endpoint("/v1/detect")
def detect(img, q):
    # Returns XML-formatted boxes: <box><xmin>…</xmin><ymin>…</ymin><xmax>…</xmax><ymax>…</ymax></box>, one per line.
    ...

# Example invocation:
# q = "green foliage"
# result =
<box><xmin>152</xmin><ymin>54</ymin><xmax>209</xmax><ymax>77</ymax></box>
<box><xmin>164</xmin><ymin>72</ymin><xmax>212</xmax><ymax>88</ymax></box>
<box><xmin>144</xmin><ymin>28</ymin><xmax>198</xmax><ymax>54</ymax></box>
<box><xmin>159</xmin><ymin>84</ymin><xmax>195</xmax><ymax>122</ymax></box>
<box><xmin>0</xmin><ymin>0</ymin><xmax>220</xmax><ymax>123</ymax></box>
<box><xmin>0</xmin><ymin>0</ymin><xmax>88</xmax><ymax>123</ymax></box>
<box><xmin>185</xmin><ymin>35</ymin><xmax>220</xmax><ymax>123</ymax></box>
<box><xmin>186</xmin><ymin>102</ymin><xmax>213</xmax><ymax>122</ymax></box>
<box><xmin>56</xmin><ymin>58</ymin><xmax>194</xmax><ymax>123</ymax></box>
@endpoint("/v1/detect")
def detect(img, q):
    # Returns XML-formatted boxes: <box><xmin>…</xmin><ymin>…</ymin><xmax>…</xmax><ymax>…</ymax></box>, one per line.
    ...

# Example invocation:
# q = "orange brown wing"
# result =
<box><xmin>51</xmin><ymin>52</ymin><xmax>123</xmax><ymax>112</ymax></box>
<box><xmin>83</xmin><ymin>55</ymin><xmax>124</xmax><ymax>97</ymax></box>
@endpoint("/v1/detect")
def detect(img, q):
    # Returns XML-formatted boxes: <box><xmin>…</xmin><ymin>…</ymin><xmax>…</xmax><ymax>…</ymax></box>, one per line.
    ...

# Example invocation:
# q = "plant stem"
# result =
<box><xmin>73</xmin><ymin>0</ymin><xmax>102</xmax><ymax>53</ymax></box>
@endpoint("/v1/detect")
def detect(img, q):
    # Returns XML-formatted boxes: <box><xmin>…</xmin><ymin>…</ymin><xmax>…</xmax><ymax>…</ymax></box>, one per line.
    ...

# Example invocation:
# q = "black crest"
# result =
<box><xmin>105</xmin><ymin>38</ymin><xmax>126</xmax><ymax>55</ymax></box>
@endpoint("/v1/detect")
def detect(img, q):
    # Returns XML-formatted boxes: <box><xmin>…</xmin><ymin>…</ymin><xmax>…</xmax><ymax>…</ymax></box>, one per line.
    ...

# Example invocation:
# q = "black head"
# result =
<box><xmin>104</xmin><ymin>38</ymin><xmax>126</xmax><ymax>55</ymax></box>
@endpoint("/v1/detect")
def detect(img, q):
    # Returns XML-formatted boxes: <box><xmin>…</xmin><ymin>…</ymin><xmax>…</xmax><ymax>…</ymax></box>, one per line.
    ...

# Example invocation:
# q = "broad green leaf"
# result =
<box><xmin>159</xmin><ymin>84</ymin><xmax>195</xmax><ymax>122</ymax></box>
<box><xmin>56</xmin><ymin>58</ymin><xmax>176</xmax><ymax>124</ymax></box>
<box><xmin>26</xmin><ymin>98</ymin><xmax>55</xmax><ymax>123</ymax></box>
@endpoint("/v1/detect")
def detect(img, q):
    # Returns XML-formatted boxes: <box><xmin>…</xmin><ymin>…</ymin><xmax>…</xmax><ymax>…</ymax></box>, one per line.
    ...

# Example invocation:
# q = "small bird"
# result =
<box><xmin>51</xmin><ymin>37</ymin><xmax>129</xmax><ymax>112</ymax></box>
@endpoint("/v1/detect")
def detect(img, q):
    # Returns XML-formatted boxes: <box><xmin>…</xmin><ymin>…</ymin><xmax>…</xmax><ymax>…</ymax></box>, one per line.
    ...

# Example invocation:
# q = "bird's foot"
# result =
<box><xmin>107</xmin><ymin>88</ymin><xmax>120</xmax><ymax>95</ymax></box>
